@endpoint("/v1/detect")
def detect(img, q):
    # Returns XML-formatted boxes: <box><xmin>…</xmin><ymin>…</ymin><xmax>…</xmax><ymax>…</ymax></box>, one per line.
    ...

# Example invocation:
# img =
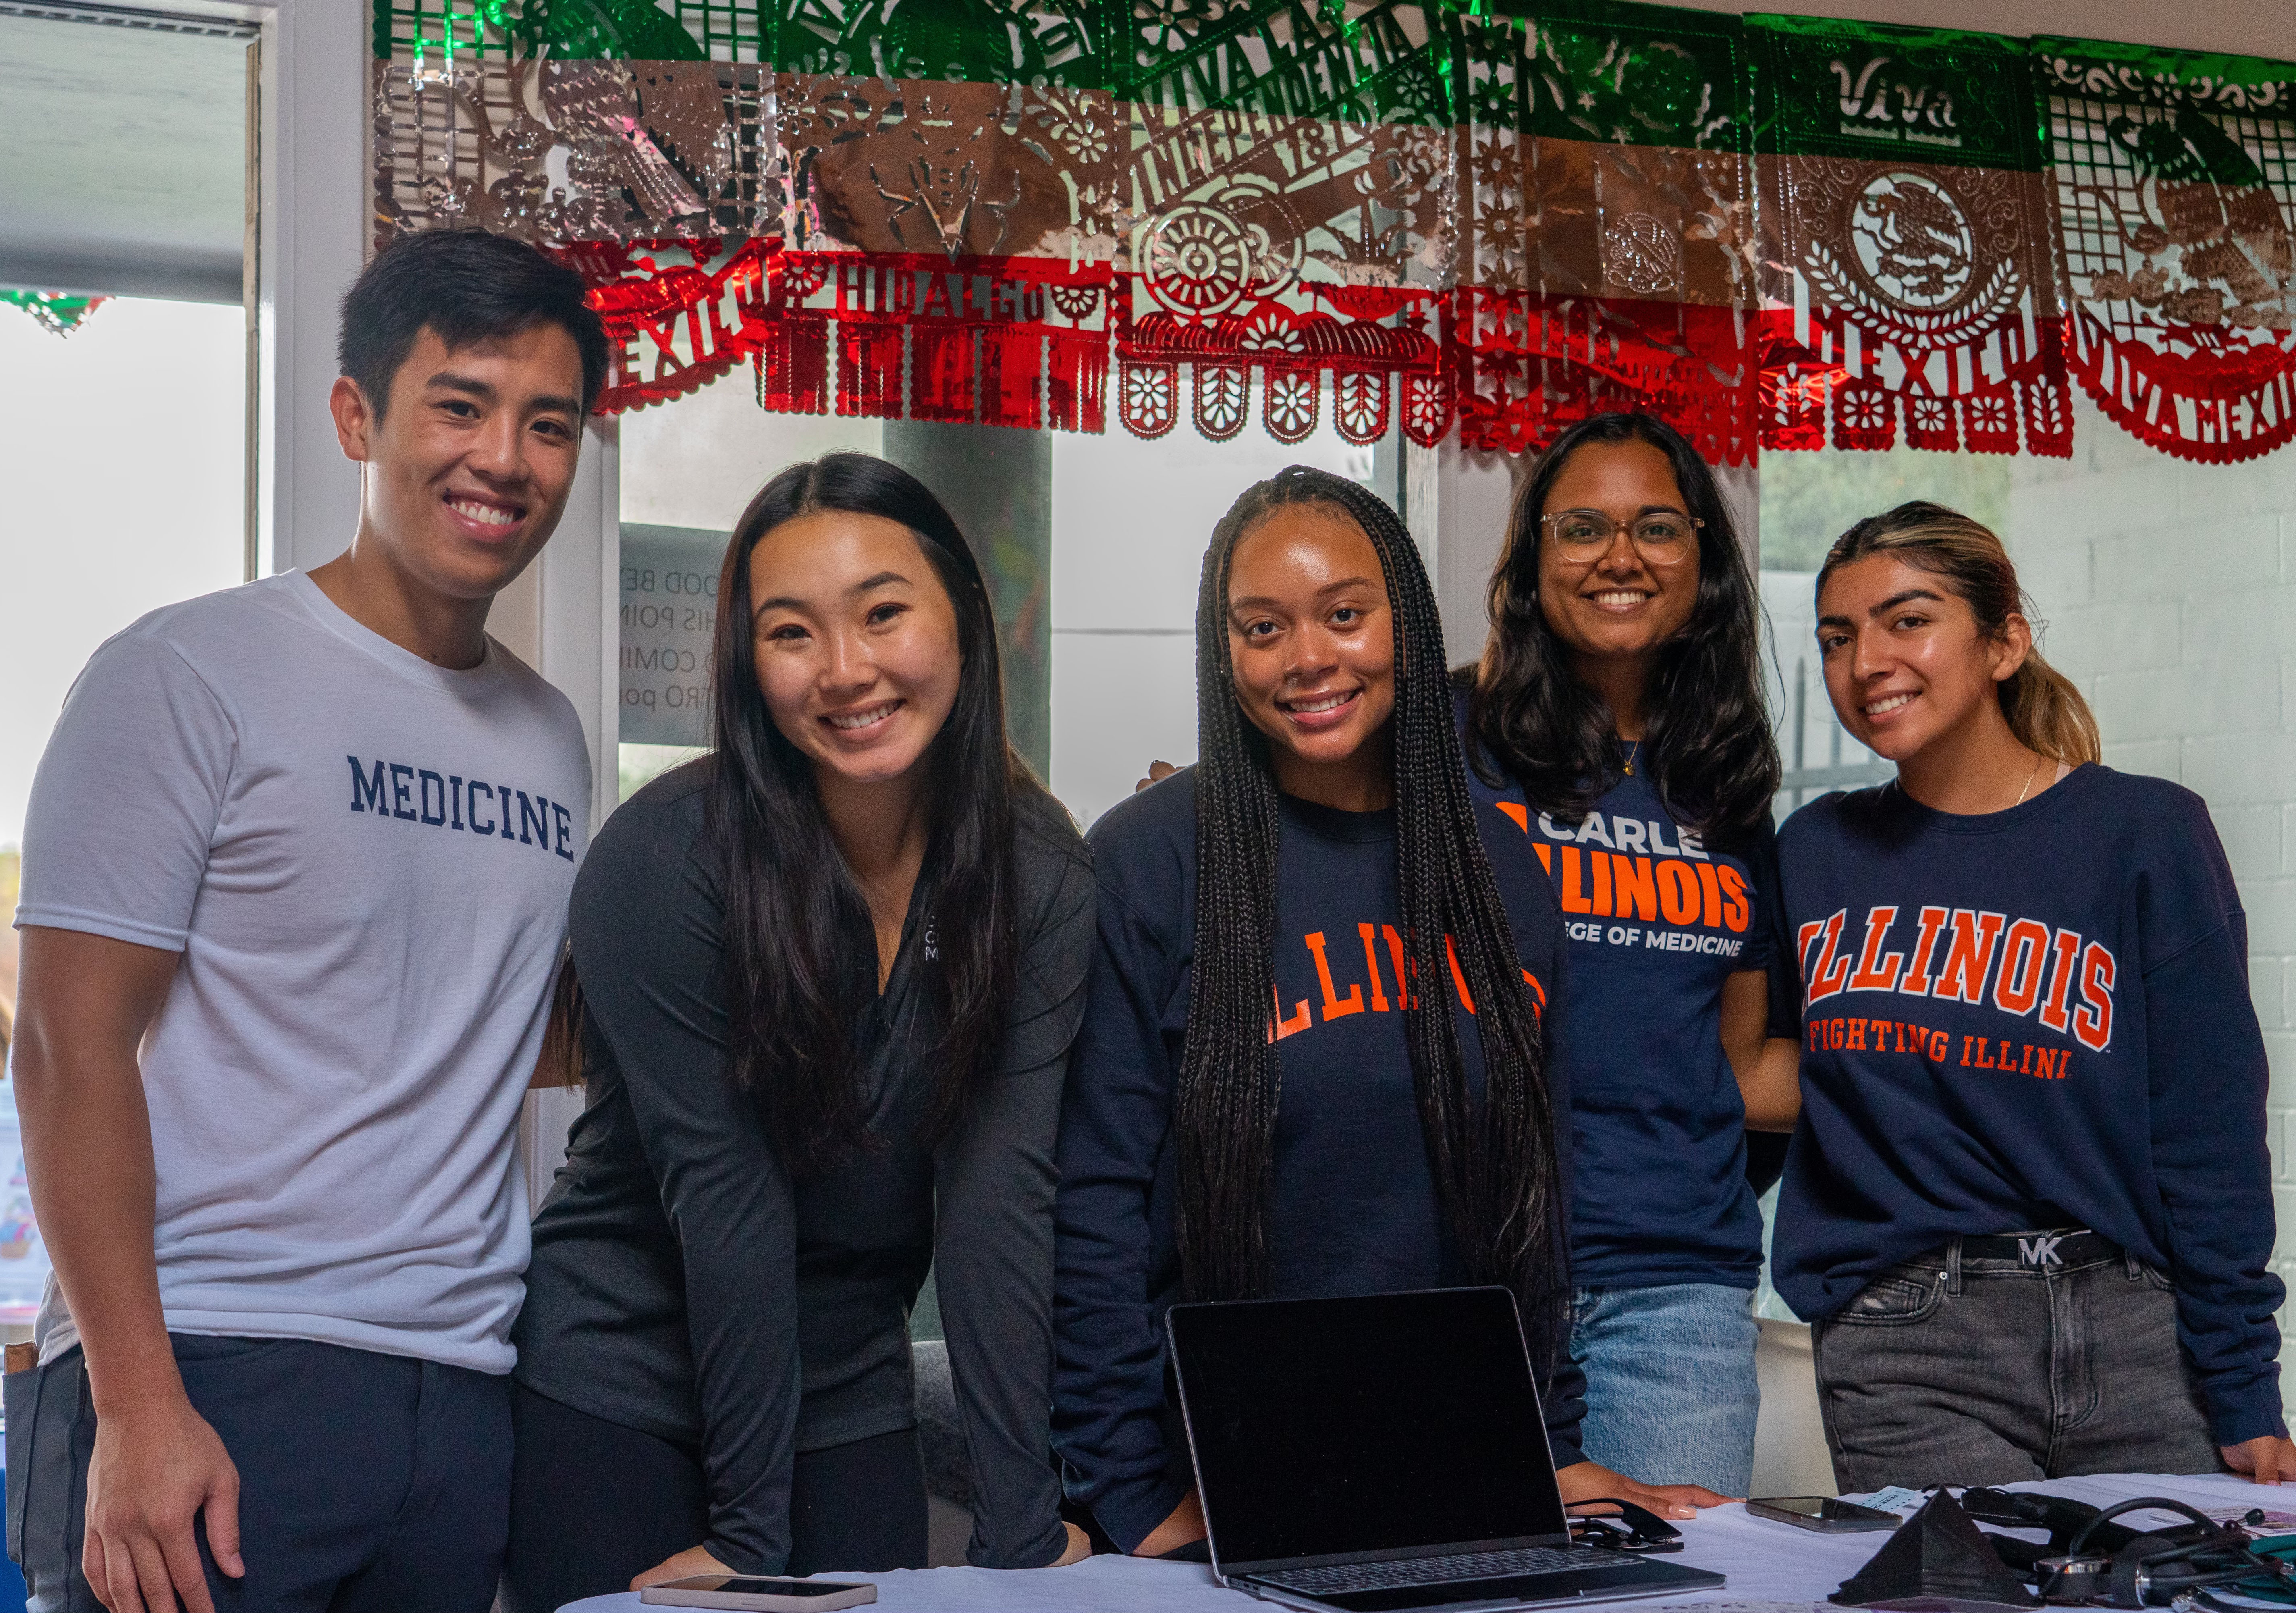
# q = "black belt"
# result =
<box><xmin>1956</xmin><ymin>1229</ymin><xmax>2121</xmax><ymax>1270</ymax></box>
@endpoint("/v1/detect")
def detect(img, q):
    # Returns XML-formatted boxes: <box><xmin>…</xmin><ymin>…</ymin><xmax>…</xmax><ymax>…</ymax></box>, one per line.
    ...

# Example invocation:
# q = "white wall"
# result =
<box><xmin>1418</xmin><ymin>441</ymin><xmax>1516</xmax><ymax>670</ymax></box>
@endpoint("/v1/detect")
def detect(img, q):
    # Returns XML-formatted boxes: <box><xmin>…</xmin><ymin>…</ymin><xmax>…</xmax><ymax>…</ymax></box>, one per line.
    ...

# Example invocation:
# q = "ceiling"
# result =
<box><xmin>0</xmin><ymin>8</ymin><xmax>250</xmax><ymax>302</ymax></box>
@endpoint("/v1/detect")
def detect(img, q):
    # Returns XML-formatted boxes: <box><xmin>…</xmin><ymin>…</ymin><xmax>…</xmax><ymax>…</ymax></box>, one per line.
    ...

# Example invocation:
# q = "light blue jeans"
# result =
<box><xmin>1570</xmin><ymin>1283</ymin><xmax>1760</xmax><ymax>1495</ymax></box>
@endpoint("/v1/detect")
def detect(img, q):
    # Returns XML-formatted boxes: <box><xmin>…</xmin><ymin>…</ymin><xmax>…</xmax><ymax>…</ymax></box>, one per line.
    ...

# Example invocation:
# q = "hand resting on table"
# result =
<box><xmin>2224</xmin><ymin>1435</ymin><xmax>2296</xmax><ymax>1485</ymax></box>
<box><xmin>632</xmin><ymin>1521</ymin><xmax>1092</xmax><ymax>1588</ymax></box>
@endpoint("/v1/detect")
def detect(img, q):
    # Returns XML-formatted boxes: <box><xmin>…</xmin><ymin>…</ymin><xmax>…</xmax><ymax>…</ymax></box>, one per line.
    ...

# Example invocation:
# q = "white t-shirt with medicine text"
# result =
<box><xmin>15</xmin><ymin>571</ymin><xmax>591</xmax><ymax>1374</ymax></box>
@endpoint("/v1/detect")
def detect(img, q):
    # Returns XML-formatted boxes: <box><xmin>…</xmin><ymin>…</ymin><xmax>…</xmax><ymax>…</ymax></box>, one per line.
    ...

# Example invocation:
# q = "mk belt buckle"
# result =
<box><xmin>2016</xmin><ymin>1233</ymin><xmax>2072</xmax><ymax>1268</ymax></box>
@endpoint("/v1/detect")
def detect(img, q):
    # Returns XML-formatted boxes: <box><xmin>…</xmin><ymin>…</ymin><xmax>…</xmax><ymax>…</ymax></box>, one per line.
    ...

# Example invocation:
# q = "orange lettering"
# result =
<box><xmin>2074</xmin><ymin>942</ymin><xmax>2115</xmax><ymax>1052</ymax></box>
<box><xmin>1807</xmin><ymin>911</ymin><xmax>1853</xmax><ymax>1004</ymax></box>
<box><xmin>1847</xmin><ymin>906</ymin><xmax>1906</xmax><ymax>994</ymax></box>
<box><xmin>1270</xmin><ymin>985</ymin><xmax>1311</xmax><ymax>1041</ymax></box>
<box><xmin>1613</xmin><ymin>856</ymin><xmax>1657</xmax><ymax>921</ymax></box>
<box><xmin>1382</xmin><ymin>925</ymin><xmax>1416</xmax><ymax>1011</ymax></box>
<box><xmin>1306</xmin><ymin>931</ymin><xmax>1364</xmax><ymax>1022</ymax></box>
<box><xmin>1657</xmin><ymin>859</ymin><xmax>1700</xmax><ymax>925</ymax></box>
<box><xmin>2038</xmin><ymin>927</ymin><xmax>2082</xmax><ymax>1033</ymax></box>
<box><xmin>1496</xmin><ymin>801</ymin><xmax>1530</xmax><ymax>833</ymax></box>
<box><xmin>1532</xmin><ymin>842</ymin><xmax>1553</xmax><ymax>875</ymax></box>
<box><xmin>1992</xmin><ymin>919</ymin><xmax>2051</xmax><ymax>1017</ymax></box>
<box><xmin>1590</xmin><ymin>848</ymin><xmax>1613</xmax><ymax>917</ymax></box>
<box><xmin>1357</xmin><ymin>923</ymin><xmax>1391</xmax><ymax>1012</ymax></box>
<box><xmin>1696</xmin><ymin>861</ymin><xmax>1723</xmax><ymax>928</ymax></box>
<box><xmin>1520</xmin><ymin>969</ymin><xmax>1546</xmax><ymax>1013</ymax></box>
<box><xmin>1901</xmin><ymin>906</ymin><xmax>1949</xmax><ymax>997</ymax></box>
<box><xmin>1935</xmin><ymin>910</ymin><xmax>2006</xmax><ymax>1005</ymax></box>
<box><xmin>1558</xmin><ymin>847</ymin><xmax>1592</xmax><ymax>914</ymax></box>
<box><xmin>1717</xmin><ymin>865</ymin><xmax>1749</xmax><ymax>932</ymax></box>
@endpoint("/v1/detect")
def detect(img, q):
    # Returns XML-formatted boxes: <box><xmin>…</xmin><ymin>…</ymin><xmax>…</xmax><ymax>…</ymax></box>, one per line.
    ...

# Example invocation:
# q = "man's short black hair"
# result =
<box><xmin>338</xmin><ymin>229</ymin><xmax>610</xmax><ymax>420</ymax></box>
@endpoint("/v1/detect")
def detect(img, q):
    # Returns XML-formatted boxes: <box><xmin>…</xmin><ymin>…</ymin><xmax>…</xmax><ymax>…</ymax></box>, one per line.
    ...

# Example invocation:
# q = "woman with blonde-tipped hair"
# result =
<box><xmin>1772</xmin><ymin>500</ymin><xmax>2294</xmax><ymax>1490</ymax></box>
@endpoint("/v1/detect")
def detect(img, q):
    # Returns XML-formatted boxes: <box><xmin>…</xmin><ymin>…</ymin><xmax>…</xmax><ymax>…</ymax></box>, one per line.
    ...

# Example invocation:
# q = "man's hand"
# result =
<box><xmin>2223</xmin><ymin>1435</ymin><xmax>2296</xmax><ymax>1484</ymax></box>
<box><xmin>83</xmin><ymin>1393</ymin><xmax>241</xmax><ymax>1613</ymax></box>
<box><xmin>16</xmin><ymin>927</ymin><xmax>222</xmax><ymax>1613</ymax></box>
<box><xmin>1134</xmin><ymin>761</ymin><xmax>1179</xmax><ymax>794</ymax></box>
<box><xmin>633</xmin><ymin>1543</ymin><xmax>733</xmax><ymax>1592</ymax></box>
<box><xmin>1556</xmin><ymin>1460</ymin><xmax>1731</xmax><ymax>1522</ymax></box>
<box><xmin>1131</xmin><ymin>1489</ymin><xmax>1206</xmax><ymax>1556</ymax></box>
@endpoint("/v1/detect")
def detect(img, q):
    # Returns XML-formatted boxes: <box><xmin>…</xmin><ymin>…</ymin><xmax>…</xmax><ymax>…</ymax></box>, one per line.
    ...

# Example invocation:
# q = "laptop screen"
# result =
<box><xmin>1168</xmin><ymin>1287</ymin><xmax>1571</xmax><ymax>1567</ymax></box>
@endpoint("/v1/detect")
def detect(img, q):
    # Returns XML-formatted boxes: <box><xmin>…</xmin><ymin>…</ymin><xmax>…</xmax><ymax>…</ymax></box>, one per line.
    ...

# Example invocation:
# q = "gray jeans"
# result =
<box><xmin>1812</xmin><ymin>1238</ymin><xmax>2223</xmax><ymax>1493</ymax></box>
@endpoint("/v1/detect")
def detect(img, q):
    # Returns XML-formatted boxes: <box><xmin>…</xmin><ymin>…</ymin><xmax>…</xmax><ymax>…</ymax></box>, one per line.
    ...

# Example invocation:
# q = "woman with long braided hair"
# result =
<box><xmin>1054</xmin><ymin>467</ymin><xmax>1710</xmax><ymax>1560</ymax></box>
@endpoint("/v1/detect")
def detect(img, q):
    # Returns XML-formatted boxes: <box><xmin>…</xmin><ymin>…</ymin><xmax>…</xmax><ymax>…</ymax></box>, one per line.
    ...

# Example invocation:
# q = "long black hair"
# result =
<box><xmin>704</xmin><ymin>452</ymin><xmax>1032</xmax><ymax>1170</ymax></box>
<box><xmin>1468</xmin><ymin>412</ymin><xmax>1779</xmax><ymax>840</ymax></box>
<box><xmin>1179</xmin><ymin>466</ymin><xmax>1566</xmax><ymax>1346</ymax></box>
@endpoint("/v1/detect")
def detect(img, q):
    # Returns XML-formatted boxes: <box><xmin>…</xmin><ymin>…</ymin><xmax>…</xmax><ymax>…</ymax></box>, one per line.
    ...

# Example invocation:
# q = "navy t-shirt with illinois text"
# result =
<box><xmin>1051</xmin><ymin>766</ymin><xmax>1581</xmax><ymax>1552</ymax></box>
<box><xmin>1496</xmin><ymin>768</ymin><xmax>1786</xmax><ymax>1291</ymax></box>
<box><xmin>1773</xmin><ymin>765</ymin><xmax>2285</xmax><ymax>1445</ymax></box>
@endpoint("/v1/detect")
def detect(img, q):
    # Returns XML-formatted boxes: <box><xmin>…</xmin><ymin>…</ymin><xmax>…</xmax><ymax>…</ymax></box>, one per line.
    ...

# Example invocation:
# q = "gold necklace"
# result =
<box><xmin>2012</xmin><ymin>755</ymin><xmax>2044</xmax><ymax>808</ymax></box>
<box><xmin>1622</xmin><ymin>739</ymin><xmax>1642</xmax><ymax>777</ymax></box>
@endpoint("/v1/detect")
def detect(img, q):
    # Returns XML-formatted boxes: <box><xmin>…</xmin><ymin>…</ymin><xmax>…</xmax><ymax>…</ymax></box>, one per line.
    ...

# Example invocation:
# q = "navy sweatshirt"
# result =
<box><xmin>1052</xmin><ymin>767</ymin><xmax>1583</xmax><ymax>1553</ymax></box>
<box><xmin>1512</xmin><ymin>769</ymin><xmax>1792</xmax><ymax>1291</ymax></box>
<box><xmin>1774</xmin><ymin>765</ymin><xmax>2286</xmax><ymax>1445</ymax></box>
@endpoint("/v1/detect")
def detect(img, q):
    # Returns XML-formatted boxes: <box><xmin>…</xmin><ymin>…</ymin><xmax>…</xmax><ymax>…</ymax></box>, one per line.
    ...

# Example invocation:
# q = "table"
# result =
<box><xmin>565</xmin><ymin>1472</ymin><xmax>2294</xmax><ymax>1613</ymax></box>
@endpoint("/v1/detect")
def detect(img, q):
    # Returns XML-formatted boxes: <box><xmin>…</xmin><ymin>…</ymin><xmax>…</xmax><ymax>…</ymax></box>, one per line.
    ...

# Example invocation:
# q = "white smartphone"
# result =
<box><xmin>638</xmin><ymin>1575</ymin><xmax>878</xmax><ymax>1611</ymax></box>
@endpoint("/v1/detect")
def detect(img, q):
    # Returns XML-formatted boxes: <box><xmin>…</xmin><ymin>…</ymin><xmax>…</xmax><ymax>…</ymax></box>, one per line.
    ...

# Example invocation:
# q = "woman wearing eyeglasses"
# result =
<box><xmin>1463</xmin><ymin>413</ymin><xmax>1797</xmax><ymax>1496</ymax></box>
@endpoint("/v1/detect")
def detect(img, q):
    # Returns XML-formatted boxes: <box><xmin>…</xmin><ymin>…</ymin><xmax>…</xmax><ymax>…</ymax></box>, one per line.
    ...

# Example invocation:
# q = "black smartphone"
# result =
<box><xmin>639</xmin><ymin>1576</ymin><xmax>877</xmax><ymax>1610</ymax></box>
<box><xmin>1746</xmin><ymin>1496</ymin><xmax>1903</xmax><ymax>1532</ymax></box>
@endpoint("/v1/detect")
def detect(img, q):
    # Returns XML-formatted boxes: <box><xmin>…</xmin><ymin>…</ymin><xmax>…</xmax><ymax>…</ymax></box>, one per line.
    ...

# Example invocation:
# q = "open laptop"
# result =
<box><xmin>1167</xmin><ymin>1287</ymin><xmax>1725</xmax><ymax>1613</ymax></box>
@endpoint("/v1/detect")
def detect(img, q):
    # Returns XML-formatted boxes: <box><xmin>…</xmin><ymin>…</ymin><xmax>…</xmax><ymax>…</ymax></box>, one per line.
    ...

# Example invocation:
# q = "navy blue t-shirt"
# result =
<box><xmin>1494</xmin><ymin>769</ymin><xmax>1785</xmax><ymax>1290</ymax></box>
<box><xmin>1052</xmin><ymin>768</ymin><xmax>1579</xmax><ymax>1552</ymax></box>
<box><xmin>1774</xmin><ymin>765</ymin><xmax>2286</xmax><ymax>1445</ymax></box>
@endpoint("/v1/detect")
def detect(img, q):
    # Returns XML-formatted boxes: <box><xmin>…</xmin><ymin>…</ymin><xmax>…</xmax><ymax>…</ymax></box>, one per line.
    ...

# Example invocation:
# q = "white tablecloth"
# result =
<box><xmin>565</xmin><ymin>1472</ymin><xmax>2294</xmax><ymax>1613</ymax></box>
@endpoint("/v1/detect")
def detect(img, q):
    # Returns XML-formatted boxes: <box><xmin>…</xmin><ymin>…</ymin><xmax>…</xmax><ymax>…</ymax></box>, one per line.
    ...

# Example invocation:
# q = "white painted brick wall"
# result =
<box><xmin>2007</xmin><ymin>390</ymin><xmax>2296</xmax><ymax>1418</ymax></box>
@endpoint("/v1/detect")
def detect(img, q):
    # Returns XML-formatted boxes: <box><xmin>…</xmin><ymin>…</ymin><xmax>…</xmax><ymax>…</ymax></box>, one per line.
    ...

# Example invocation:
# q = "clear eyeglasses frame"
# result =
<box><xmin>1539</xmin><ymin>509</ymin><xmax>1703</xmax><ymax>566</ymax></box>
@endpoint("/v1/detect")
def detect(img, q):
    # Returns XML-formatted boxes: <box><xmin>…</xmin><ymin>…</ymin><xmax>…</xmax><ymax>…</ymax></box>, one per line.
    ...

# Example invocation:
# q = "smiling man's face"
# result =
<box><xmin>333</xmin><ymin>322</ymin><xmax>587</xmax><ymax>603</ymax></box>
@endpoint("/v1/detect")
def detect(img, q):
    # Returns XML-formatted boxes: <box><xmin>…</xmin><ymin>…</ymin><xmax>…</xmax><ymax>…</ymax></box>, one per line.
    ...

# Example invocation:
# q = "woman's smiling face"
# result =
<box><xmin>1534</xmin><ymin>438</ymin><xmax>1702</xmax><ymax>674</ymax></box>
<box><xmin>746</xmin><ymin>510</ymin><xmax>963</xmax><ymax>787</ymax></box>
<box><xmin>1225</xmin><ymin>504</ymin><xmax>1397</xmax><ymax>790</ymax></box>
<box><xmin>1816</xmin><ymin>551</ymin><xmax>2028</xmax><ymax>764</ymax></box>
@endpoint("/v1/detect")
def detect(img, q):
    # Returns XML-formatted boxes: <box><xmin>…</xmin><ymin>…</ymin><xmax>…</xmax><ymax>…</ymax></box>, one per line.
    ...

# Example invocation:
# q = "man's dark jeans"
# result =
<box><xmin>1812</xmin><ymin>1237</ymin><xmax>2222</xmax><ymax>1492</ymax></box>
<box><xmin>6</xmin><ymin>1335</ymin><xmax>509</xmax><ymax>1613</ymax></box>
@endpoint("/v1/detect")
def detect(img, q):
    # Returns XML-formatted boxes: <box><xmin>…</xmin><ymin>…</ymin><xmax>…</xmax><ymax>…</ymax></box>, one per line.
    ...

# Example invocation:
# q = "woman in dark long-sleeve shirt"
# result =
<box><xmin>502</xmin><ymin>455</ymin><xmax>1094</xmax><ymax>1613</ymax></box>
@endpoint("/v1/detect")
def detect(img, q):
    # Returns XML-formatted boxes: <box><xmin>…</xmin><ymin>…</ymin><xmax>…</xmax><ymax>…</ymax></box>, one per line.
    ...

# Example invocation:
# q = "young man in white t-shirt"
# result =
<box><xmin>8</xmin><ymin>228</ymin><xmax>606</xmax><ymax>1613</ymax></box>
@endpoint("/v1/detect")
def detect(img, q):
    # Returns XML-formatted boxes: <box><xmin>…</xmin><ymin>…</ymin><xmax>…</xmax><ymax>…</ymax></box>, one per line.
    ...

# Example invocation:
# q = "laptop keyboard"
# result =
<box><xmin>1262</xmin><ymin>1545</ymin><xmax>1593</xmax><ymax>1594</ymax></box>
